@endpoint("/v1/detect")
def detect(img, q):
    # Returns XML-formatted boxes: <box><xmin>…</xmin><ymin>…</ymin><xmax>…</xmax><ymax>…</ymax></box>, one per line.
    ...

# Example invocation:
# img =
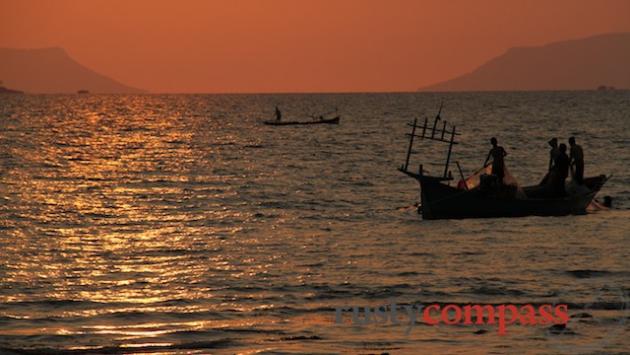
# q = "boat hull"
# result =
<box><xmin>416</xmin><ymin>175</ymin><xmax>606</xmax><ymax>220</ymax></box>
<box><xmin>263</xmin><ymin>116</ymin><xmax>340</xmax><ymax>126</ymax></box>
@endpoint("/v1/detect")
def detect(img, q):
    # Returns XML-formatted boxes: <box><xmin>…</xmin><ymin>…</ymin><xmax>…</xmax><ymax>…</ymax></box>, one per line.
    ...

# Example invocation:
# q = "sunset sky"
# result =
<box><xmin>1</xmin><ymin>0</ymin><xmax>629</xmax><ymax>93</ymax></box>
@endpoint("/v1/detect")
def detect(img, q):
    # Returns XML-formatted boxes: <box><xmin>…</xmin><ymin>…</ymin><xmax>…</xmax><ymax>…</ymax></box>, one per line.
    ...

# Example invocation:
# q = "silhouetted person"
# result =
<box><xmin>548</xmin><ymin>137</ymin><xmax>559</xmax><ymax>171</ymax></box>
<box><xmin>569</xmin><ymin>136</ymin><xmax>584</xmax><ymax>184</ymax></box>
<box><xmin>540</xmin><ymin>137</ymin><xmax>559</xmax><ymax>186</ymax></box>
<box><xmin>484</xmin><ymin>137</ymin><xmax>507</xmax><ymax>184</ymax></box>
<box><xmin>555</xmin><ymin>143</ymin><xmax>570</xmax><ymax>195</ymax></box>
<box><xmin>275</xmin><ymin>106</ymin><xmax>282</xmax><ymax>121</ymax></box>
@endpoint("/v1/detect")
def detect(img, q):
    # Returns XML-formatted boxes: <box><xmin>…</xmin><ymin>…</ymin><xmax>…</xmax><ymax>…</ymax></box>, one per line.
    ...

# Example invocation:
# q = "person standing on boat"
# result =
<box><xmin>555</xmin><ymin>143</ymin><xmax>570</xmax><ymax>195</ymax></box>
<box><xmin>540</xmin><ymin>137</ymin><xmax>559</xmax><ymax>186</ymax></box>
<box><xmin>569</xmin><ymin>136</ymin><xmax>584</xmax><ymax>184</ymax></box>
<box><xmin>484</xmin><ymin>137</ymin><xmax>508</xmax><ymax>184</ymax></box>
<box><xmin>547</xmin><ymin>138</ymin><xmax>560</xmax><ymax>171</ymax></box>
<box><xmin>275</xmin><ymin>106</ymin><xmax>282</xmax><ymax>121</ymax></box>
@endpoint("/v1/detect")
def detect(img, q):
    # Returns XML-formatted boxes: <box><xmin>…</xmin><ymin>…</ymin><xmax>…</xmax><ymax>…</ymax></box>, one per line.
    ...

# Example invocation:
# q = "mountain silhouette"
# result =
<box><xmin>0</xmin><ymin>47</ymin><xmax>145</xmax><ymax>93</ymax></box>
<box><xmin>421</xmin><ymin>33</ymin><xmax>630</xmax><ymax>91</ymax></box>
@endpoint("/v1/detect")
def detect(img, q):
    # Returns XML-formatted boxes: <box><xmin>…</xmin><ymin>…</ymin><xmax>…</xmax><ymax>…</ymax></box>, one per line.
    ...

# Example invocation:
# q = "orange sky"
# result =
<box><xmin>1</xmin><ymin>0</ymin><xmax>629</xmax><ymax>93</ymax></box>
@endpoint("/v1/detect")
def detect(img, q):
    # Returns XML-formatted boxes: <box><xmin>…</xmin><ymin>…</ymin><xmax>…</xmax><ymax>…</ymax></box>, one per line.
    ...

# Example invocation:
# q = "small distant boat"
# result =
<box><xmin>596</xmin><ymin>85</ymin><xmax>616</xmax><ymax>91</ymax></box>
<box><xmin>264</xmin><ymin>116</ymin><xmax>340</xmax><ymax>126</ymax></box>
<box><xmin>77</xmin><ymin>89</ymin><xmax>90</xmax><ymax>94</ymax></box>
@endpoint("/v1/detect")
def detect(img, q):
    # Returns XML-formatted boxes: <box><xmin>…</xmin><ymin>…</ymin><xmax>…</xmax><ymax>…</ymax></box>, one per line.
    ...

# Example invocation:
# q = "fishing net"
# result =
<box><xmin>457</xmin><ymin>164</ymin><xmax>526</xmax><ymax>198</ymax></box>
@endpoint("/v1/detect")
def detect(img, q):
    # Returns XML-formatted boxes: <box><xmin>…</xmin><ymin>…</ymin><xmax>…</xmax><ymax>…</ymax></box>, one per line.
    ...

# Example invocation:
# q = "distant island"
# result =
<box><xmin>596</xmin><ymin>85</ymin><xmax>616</xmax><ymax>91</ymax></box>
<box><xmin>421</xmin><ymin>32</ymin><xmax>630</xmax><ymax>92</ymax></box>
<box><xmin>0</xmin><ymin>47</ymin><xmax>145</xmax><ymax>94</ymax></box>
<box><xmin>0</xmin><ymin>85</ymin><xmax>24</xmax><ymax>94</ymax></box>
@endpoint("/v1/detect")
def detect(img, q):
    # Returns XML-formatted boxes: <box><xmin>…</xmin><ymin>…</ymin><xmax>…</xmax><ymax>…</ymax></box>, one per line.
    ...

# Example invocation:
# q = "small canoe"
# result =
<box><xmin>263</xmin><ymin>116</ymin><xmax>340</xmax><ymax>126</ymax></box>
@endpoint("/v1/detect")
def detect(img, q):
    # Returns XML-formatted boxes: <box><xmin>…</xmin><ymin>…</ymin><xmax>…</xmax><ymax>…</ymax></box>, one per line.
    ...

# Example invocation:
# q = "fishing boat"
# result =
<box><xmin>263</xmin><ymin>116</ymin><xmax>340</xmax><ymax>126</ymax></box>
<box><xmin>398</xmin><ymin>108</ymin><xmax>609</xmax><ymax>220</ymax></box>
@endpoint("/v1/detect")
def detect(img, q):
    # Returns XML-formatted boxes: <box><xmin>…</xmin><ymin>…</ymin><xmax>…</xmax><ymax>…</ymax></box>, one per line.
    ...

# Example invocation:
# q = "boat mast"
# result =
<box><xmin>403</xmin><ymin>117</ymin><xmax>418</xmax><ymax>171</ymax></box>
<box><xmin>443</xmin><ymin>125</ymin><xmax>456</xmax><ymax>178</ymax></box>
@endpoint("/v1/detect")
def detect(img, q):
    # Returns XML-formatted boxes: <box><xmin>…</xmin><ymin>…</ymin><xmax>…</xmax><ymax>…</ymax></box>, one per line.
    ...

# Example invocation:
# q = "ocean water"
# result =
<box><xmin>0</xmin><ymin>92</ymin><xmax>629</xmax><ymax>354</ymax></box>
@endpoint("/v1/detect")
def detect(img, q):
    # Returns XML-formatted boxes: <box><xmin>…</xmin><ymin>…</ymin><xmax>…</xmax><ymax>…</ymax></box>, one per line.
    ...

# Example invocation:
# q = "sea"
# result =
<box><xmin>0</xmin><ymin>92</ymin><xmax>629</xmax><ymax>354</ymax></box>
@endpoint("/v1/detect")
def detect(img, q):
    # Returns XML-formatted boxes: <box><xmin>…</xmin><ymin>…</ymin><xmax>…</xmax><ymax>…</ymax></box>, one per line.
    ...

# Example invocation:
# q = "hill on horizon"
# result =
<box><xmin>421</xmin><ymin>33</ymin><xmax>630</xmax><ymax>92</ymax></box>
<box><xmin>0</xmin><ymin>47</ymin><xmax>145</xmax><ymax>94</ymax></box>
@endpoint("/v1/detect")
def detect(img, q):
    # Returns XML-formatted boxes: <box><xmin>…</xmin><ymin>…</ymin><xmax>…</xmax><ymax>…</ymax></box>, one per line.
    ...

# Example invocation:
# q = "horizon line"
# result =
<box><xmin>10</xmin><ymin>88</ymin><xmax>629</xmax><ymax>95</ymax></box>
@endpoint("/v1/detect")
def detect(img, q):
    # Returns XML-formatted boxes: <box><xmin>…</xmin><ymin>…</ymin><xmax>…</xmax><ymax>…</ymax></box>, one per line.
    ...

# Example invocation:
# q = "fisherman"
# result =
<box><xmin>554</xmin><ymin>143</ymin><xmax>570</xmax><ymax>195</ymax></box>
<box><xmin>569</xmin><ymin>136</ymin><xmax>584</xmax><ymax>184</ymax></box>
<box><xmin>548</xmin><ymin>138</ymin><xmax>559</xmax><ymax>172</ymax></box>
<box><xmin>483</xmin><ymin>137</ymin><xmax>507</xmax><ymax>184</ymax></box>
<box><xmin>540</xmin><ymin>137</ymin><xmax>559</xmax><ymax>186</ymax></box>
<box><xmin>275</xmin><ymin>106</ymin><xmax>282</xmax><ymax>121</ymax></box>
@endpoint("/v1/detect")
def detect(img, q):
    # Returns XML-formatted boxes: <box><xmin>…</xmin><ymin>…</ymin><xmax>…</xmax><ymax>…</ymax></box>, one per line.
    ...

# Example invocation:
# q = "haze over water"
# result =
<box><xmin>0</xmin><ymin>92</ymin><xmax>629</xmax><ymax>353</ymax></box>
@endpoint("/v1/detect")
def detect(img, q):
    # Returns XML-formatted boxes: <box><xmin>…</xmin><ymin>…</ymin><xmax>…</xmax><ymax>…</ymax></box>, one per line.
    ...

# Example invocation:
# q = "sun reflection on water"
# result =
<box><xmin>1</xmin><ymin>94</ymin><xmax>629</xmax><ymax>353</ymax></box>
